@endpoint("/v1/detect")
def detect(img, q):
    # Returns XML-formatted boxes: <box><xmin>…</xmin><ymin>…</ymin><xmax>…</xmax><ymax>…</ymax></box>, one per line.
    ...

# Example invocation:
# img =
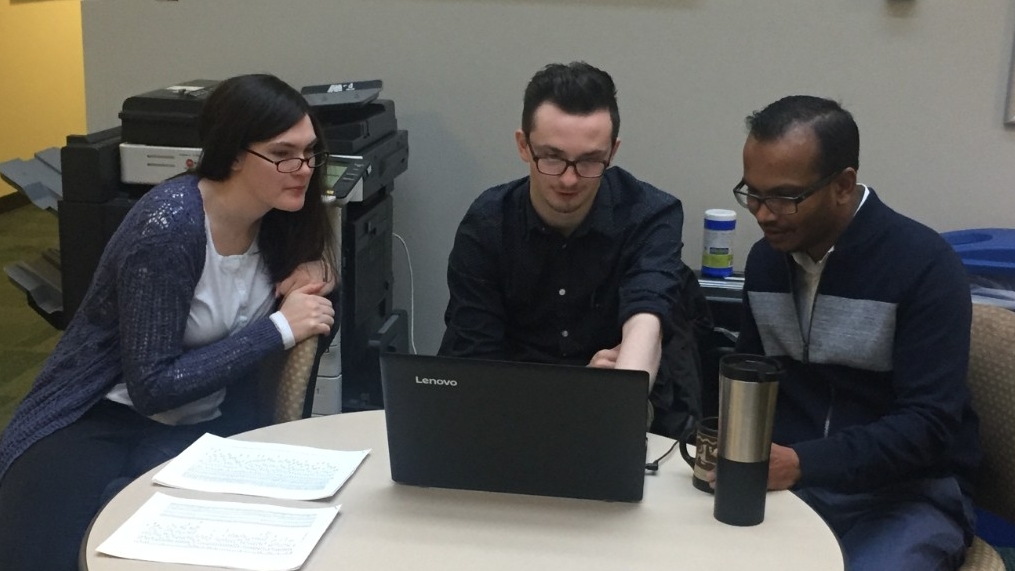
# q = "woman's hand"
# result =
<box><xmin>276</xmin><ymin>260</ymin><xmax>336</xmax><ymax>298</ymax></box>
<box><xmin>279</xmin><ymin>282</ymin><xmax>335</xmax><ymax>342</ymax></box>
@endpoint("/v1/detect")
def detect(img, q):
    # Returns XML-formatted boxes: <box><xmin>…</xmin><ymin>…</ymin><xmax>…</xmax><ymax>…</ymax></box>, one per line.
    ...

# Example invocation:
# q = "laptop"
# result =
<box><xmin>379</xmin><ymin>352</ymin><xmax>650</xmax><ymax>502</ymax></box>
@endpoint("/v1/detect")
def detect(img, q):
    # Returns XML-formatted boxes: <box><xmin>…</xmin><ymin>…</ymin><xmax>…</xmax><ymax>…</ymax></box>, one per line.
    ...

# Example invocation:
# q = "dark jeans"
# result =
<box><xmin>794</xmin><ymin>477</ymin><xmax>975</xmax><ymax>571</ymax></box>
<box><xmin>0</xmin><ymin>399</ymin><xmax>247</xmax><ymax>571</ymax></box>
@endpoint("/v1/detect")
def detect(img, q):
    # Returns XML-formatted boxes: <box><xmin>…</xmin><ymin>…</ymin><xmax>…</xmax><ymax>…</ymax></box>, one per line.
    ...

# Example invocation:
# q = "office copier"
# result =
<box><xmin>1</xmin><ymin>79</ymin><xmax>410</xmax><ymax>415</ymax></box>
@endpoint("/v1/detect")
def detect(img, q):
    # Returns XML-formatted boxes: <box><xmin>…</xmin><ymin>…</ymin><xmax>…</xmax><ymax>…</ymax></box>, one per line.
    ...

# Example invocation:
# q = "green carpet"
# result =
<box><xmin>0</xmin><ymin>205</ymin><xmax>62</xmax><ymax>432</ymax></box>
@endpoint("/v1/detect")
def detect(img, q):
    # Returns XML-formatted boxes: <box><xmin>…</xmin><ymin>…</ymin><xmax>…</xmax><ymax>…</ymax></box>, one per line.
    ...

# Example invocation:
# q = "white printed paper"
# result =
<box><xmin>153</xmin><ymin>433</ymin><xmax>369</xmax><ymax>500</ymax></box>
<box><xmin>97</xmin><ymin>493</ymin><xmax>339</xmax><ymax>571</ymax></box>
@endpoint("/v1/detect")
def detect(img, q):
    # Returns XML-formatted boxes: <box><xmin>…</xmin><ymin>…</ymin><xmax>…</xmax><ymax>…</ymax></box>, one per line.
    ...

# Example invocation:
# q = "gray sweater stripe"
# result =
<box><xmin>749</xmin><ymin>291</ymin><xmax>896</xmax><ymax>372</ymax></box>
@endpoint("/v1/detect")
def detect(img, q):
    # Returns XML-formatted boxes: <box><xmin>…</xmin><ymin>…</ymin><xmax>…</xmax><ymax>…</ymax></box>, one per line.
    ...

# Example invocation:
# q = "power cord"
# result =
<box><xmin>392</xmin><ymin>232</ymin><xmax>418</xmax><ymax>354</ymax></box>
<box><xmin>645</xmin><ymin>416</ymin><xmax>695</xmax><ymax>472</ymax></box>
<box><xmin>645</xmin><ymin>440</ymin><xmax>679</xmax><ymax>473</ymax></box>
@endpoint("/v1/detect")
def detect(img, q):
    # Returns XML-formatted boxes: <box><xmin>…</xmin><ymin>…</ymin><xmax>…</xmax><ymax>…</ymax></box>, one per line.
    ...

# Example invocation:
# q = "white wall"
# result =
<box><xmin>82</xmin><ymin>0</ymin><xmax>1015</xmax><ymax>354</ymax></box>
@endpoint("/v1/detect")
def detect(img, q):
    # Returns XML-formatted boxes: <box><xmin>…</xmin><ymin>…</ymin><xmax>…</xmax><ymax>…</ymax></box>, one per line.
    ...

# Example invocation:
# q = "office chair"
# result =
<box><xmin>652</xmin><ymin>265</ymin><xmax>715</xmax><ymax>438</ymax></box>
<box><xmin>957</xmin><ymin>303</ymin><xmax>1015</xmax><ymax>571</ymax></box>
<box><xmin>270</xmin><ymin>336</ymin><xmax>326</xmax><ymax>423</ymax></box>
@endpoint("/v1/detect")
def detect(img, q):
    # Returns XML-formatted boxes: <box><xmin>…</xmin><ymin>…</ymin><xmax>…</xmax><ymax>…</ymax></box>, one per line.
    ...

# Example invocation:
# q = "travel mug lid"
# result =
<box><xmin>719</xmin><ymin>353</ymin><xmax>781</xmax><ymax>383</ymax></box>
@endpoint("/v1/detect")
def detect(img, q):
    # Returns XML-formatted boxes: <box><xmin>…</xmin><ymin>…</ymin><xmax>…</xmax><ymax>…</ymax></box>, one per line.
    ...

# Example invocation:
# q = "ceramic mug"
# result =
<box><xmin>679</xmin><ymin>416</ymin><xmax>719</xmax><ymax>493</ymax></box>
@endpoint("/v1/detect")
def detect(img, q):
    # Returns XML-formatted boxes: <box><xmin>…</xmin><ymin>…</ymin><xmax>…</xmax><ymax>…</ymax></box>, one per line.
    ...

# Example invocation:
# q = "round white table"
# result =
<box><xmin>84</xmin><ymin>410</ymin><xmax>843</xmax><ymax>570</ymax></box>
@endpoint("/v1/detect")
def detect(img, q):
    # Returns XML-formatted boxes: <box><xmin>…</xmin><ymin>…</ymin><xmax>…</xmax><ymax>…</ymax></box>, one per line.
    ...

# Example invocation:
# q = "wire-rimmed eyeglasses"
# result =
<box><xmin>732</xmin><ymin>170</ymin><xmax>842</xmax><ymax>215</ymax></box>
<box><xmin>527</xmin><ymin>142</ymin><xmax>610</xmax><ymax>179</ymax></box>
<box><xmin>244</xmin><ymin>149</ymin><xmax>328</xmax><ymax>173</ymax></box>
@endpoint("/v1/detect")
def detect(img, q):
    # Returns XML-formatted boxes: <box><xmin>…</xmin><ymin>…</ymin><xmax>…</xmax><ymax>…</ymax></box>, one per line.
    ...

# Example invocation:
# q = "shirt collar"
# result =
<box><xmin>522</xmin><ymin>168</ymin><xmax>617</xmax><ymax>239</ymax></box>
<box><xmin>791</xmin><ymin>248</ymin><xmax>831</xmax><ymax>274</ymax></box>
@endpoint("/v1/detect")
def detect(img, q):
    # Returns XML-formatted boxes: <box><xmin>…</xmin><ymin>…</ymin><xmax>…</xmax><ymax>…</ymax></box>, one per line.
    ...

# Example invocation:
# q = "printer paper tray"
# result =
<box><xmin>4</xmin><ymin>249</ymin><xmax>64</xmax><ymax>329</ymax></box>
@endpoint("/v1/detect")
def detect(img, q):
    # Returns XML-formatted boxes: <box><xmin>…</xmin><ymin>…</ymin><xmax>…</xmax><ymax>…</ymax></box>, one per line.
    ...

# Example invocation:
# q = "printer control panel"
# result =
<box><xmin>324</xmin><ymin>158</ymin><xmax>369</xmax><ymax>205</ymax></box>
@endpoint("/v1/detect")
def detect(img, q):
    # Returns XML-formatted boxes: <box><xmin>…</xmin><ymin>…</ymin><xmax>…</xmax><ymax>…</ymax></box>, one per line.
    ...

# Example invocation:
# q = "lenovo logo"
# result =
<box><xmin>415</xmin><ymin>376</ymin><xmax>458</xmax><ymax>387</ymax></box>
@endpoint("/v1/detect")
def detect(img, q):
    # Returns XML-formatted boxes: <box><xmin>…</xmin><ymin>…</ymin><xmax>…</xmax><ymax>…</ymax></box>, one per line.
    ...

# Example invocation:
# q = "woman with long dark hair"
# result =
<box><xmin>0</xmin><ymin>73</ymin><xmax>338</xmax><ymax>571</ymax></box>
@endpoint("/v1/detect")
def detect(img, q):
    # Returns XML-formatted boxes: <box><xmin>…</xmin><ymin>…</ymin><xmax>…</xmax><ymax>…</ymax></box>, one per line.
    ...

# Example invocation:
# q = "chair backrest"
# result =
<box><xmin>967</xmin><ymin>304</ymin><xmax>1015</xmax><ymax>522</ymax></box>
<box><xmin>654</xmin><ymin>265</ymin><xmax>715</xmax><ymax>436</ymax></box>
<box><xmin>271</xmin><ymin>336</ymin><xmax>323</xmax><ymax>423</ymax></box>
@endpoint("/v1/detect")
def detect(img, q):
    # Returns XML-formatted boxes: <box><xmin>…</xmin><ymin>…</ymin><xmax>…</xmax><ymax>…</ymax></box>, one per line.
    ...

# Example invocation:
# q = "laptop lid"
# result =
<box><xmin>379</xmin><ymin>353</ymin><xmax>649</xmax><ymax>502</ymax></box>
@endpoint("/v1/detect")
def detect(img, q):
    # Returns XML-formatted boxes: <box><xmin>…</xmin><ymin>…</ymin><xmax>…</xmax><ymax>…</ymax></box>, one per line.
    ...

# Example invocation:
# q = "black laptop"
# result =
<box><xmin>379</xmin><ymin>352</ymin><xmax>650</xmax><ymax>502</ymax></box>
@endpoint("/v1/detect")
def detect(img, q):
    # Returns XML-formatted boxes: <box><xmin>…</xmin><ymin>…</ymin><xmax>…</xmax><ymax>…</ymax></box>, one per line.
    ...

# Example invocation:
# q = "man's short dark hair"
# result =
<box><xmin>522</xmin><ymin>62</ymin><xmax>620</xmax><ymax>142</ymax></box>
<box><xmin>746</xmin><ymin>95</ymin><xmax>859</xmax><ymax>176</ymax></box>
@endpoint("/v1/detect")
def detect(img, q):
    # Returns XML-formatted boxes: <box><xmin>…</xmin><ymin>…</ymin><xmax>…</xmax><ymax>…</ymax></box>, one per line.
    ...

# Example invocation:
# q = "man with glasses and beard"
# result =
<box><xmin>439</xmin><ymin>62</ymin><xmax>697</xmax><ymax>437</ymax></box>
<box><xmin>733</xmin><ymin>95</ymin><xmax>979</xmax><ymax>571</ymax></box>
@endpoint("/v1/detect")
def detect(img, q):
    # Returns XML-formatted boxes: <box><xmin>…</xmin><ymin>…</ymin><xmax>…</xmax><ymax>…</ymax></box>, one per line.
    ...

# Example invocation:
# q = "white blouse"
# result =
<box><xmin>106</xmin><ymin>217</ymin><xmax>275</xmax><ymax>425</ymax></box>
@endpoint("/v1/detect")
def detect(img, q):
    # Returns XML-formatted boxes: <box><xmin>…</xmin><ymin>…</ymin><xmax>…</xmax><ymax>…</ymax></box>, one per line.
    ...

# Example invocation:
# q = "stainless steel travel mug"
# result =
<box><xmin>713</xmin><ymin>353</ymin><xmax>781</xmax><ymax>526</ymax></box>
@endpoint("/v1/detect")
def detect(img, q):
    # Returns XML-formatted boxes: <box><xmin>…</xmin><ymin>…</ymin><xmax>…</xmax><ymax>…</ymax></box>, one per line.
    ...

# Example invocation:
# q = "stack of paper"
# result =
<box><xmin>98</xmin><ymin>493</ymin><xmax>338</xmax><ymax>571</ymax></box>
<box><xmin>96</xmin><ymin>434</ymin><xmax>371</xmax><ymax>570</ymax></box>
<box><xmin>152</xmin><ymin>433</ymin><xmax>370</xmax><ymax>500</ymax></box>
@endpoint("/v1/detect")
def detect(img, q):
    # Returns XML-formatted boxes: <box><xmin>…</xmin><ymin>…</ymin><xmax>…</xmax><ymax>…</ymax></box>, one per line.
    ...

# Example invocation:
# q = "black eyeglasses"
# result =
<box><xmin>732</xmin><ymin>170</ymin><xmax>841</xmax><ymax>215</ymax></box>
<box><xmin>244</xmin><ymin>149</ymin><xmax>328</xmax><ymax>173</ymax></box>
<box><xmin>527</xmin><ymin>142</ymin><xmax>610</xmax><ymax>179</ymax></box>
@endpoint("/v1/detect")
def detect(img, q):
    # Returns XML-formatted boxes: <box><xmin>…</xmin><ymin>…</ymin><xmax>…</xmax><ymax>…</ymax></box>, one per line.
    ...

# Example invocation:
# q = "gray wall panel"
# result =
<box><xmin>82</xmin><ymin>0</ymin><xmax>1015</xmax><ymax>353</ymax></box>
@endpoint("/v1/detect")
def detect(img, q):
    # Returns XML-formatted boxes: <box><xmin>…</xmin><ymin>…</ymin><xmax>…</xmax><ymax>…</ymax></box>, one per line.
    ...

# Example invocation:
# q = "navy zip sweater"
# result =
<box><xmin>737</xmin><ymin>189</ymin><xmax>980</xmax><ymax>495</ymax></box>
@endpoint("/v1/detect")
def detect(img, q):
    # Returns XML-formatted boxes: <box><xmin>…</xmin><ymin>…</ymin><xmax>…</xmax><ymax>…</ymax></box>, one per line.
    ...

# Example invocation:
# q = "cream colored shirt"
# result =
<box><xmin>791</xmin><ymin>185</ymin><xmax>870</xmax><ymax>338</ymax></box>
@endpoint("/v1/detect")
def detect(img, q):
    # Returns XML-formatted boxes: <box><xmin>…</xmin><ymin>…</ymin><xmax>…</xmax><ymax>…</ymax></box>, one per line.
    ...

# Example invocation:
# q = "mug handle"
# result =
<box><xmin>678</xmin><ymin>423</ymin><xmax>697</xmax><ymax>468</ymax></box>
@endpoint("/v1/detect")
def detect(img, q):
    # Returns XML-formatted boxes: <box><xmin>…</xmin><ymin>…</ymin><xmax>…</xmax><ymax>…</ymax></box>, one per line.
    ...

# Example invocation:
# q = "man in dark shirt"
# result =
<box><xmin>439</xmin><ymin>62</ymin><xmax>691</xmax><ymax>433</ymax></box>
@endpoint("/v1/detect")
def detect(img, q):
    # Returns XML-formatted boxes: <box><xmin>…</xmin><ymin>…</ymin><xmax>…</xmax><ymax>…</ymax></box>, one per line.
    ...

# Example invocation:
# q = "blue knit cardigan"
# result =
<box><xmin>0</xmin><ymin>175</ymin><xmax>285</xmax><ymax>480</ymax></box>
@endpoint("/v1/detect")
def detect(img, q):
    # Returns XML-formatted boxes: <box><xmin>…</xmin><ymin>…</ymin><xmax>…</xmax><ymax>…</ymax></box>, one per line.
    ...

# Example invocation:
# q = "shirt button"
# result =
<box><xmin>558</xmin><ymin>288</ymin><xmax>566</xmax><ymax>296</ymax></box>
<box><xmin>561</xmin><ymin>330</ymin><xmax>569</xmax><ymax>338</ymax></box>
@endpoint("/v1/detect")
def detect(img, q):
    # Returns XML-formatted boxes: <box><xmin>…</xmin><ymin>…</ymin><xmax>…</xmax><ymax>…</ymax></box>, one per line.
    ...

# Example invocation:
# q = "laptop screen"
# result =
<box><xmin>379</xmin><ymin>353</ymin><xmax>649</xmax><ymax>502</ymax></box>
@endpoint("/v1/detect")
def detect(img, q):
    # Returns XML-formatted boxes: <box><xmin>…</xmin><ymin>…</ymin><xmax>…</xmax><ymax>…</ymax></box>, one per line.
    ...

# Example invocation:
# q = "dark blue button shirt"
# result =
<box><xmin>439</xmin><ymin>166</ymin><xmax>685</xmax><ymax>368</ymax></box>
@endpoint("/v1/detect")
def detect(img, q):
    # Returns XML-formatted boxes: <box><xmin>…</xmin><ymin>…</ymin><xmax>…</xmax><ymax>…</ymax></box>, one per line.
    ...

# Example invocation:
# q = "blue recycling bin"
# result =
<box><xmin>941</xmin><ymin>228</ymin><xmax>1015</xmax><ymax>309</ymax></box>
<box><xmin>941</xmin><ymin>228</ymin><xmax>1015</xmax><ymax>280</ymax></box>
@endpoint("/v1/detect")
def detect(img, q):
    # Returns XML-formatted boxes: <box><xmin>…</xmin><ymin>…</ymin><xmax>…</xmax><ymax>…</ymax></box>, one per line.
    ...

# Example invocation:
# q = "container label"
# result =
<box><xmin>702</xmin><ymin>251</ymin><xmax>733</xmax><ymax>268</ymax></box>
